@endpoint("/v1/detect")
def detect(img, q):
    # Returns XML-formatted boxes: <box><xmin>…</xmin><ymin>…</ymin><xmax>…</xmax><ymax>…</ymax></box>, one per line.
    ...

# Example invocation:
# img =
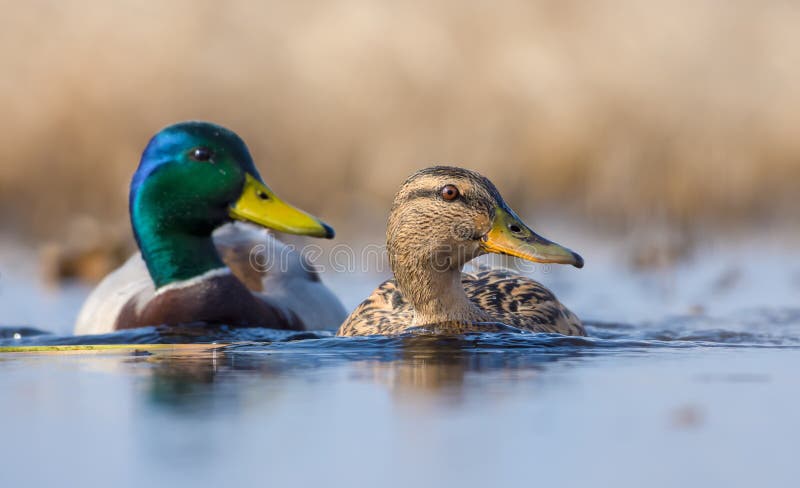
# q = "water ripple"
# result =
<box><xmin>2</xmin><ymin>307</ymin><xmax>799</xmax><ymax>352</ymax></box>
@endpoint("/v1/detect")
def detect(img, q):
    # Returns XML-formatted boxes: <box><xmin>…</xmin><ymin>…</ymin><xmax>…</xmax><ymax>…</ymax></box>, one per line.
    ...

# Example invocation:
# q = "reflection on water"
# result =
<box><xmin>83</xmin><ymin>311</ymin><xmax>800</xmax><ymax>411</ymax></box>
<box><xmin>133</xmin><ymin>348</ymin><xmax>225</xmax><ymax>411</ymax></box>
<box><xmin>2</xmin><ymin>321</ymin><xmax>800</xmax><ymax>488</ymax></box>
<box><xmin>137</xmin><ymin>340</ymin><xmax>564</xmax><ymax>410</ymax></box>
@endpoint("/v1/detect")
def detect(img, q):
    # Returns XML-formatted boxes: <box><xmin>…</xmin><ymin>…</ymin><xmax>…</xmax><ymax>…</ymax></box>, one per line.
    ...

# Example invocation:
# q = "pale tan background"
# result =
<box><xmin>2</xmin><ymin>0</ymin><xmax>798</xmax><ymax>243</ymax></box>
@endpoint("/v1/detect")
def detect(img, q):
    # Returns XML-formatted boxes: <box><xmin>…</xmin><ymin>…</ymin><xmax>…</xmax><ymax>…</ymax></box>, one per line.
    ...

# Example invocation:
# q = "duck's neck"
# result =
<box><xmin>132</xmin><ymin>211</ymin><xmax>225</xmax><ymax>290</ymax></box>
<box><xmin>391</xmin><ymin>254</ymin><xmax>490</xmax><ymax>326</ymax></box>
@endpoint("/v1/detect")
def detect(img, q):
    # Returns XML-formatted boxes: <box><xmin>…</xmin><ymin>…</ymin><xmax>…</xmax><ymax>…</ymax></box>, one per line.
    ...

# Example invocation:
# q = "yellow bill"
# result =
<box><xmin>480</xmin><ymin>205</ymin><xmax>583</xmax><ymax>268</ymax></box>
<box><xmin>229</xmin><ymin>173</ymin><xmax>334</xmax><ymax>238</ymax></box>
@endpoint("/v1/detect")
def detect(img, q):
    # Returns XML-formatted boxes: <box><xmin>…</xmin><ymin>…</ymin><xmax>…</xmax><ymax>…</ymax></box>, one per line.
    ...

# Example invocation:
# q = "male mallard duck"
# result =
<box><xmin>75</xmin><ymin>121</ymin><xmax>346</xmax><ymax>335</ymax></box>
<box><xmin>337</xmin><ymin>166</ymin><xmax>584</xmax><ymax>336</ymax></box>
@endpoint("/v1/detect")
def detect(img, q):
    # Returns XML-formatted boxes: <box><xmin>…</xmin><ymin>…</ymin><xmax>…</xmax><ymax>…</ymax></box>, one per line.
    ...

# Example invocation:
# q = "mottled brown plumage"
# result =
<box><xmin>338</xmin><ymin>270</ymin><xmax>583</xmax><ymax>336</ymax></box>
<box><xmin>337</xmin><ymin>166</ymin><xmax>584</xmax><ymax>337</ymax></box>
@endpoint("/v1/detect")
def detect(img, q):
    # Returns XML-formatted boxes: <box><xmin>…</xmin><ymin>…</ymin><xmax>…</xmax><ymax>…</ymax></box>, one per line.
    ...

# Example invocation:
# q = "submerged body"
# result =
<box><xmin>75</xmin><ymin>121</ymin><xmax>344</xmax><ymax>334</ymax></box>
<box><xmin>338</xmin><ymin>166</ymin><xmax>584</xmax><ymax>337</ymax></box>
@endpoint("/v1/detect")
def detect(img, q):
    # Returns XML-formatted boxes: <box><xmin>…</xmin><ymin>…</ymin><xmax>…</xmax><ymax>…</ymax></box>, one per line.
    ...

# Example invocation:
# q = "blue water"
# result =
<box><xmin>2</xmin><ymin>235</ymin><xmax>799</xmax><ymax>488</ymax></box>
<box><xmin>2</xmin><ymin>323</ymin><xmax>799</xmax><ymax>488</ymax></box>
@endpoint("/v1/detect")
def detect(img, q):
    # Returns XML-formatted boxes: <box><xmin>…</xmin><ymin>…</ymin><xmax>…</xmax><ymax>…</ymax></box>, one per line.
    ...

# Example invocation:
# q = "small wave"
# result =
<box><xmin>2</xmin><ymin>307</ymin><xmax>799</xmax><ymax>352</ymax></box>
<box><xmin>0</xmin><ymin>325</ymin><xmax>330</xmax><ymax>349</ymax></box>
<box><xmin>585</xmin><ymin>307</ymin><xmax>800</xmax><ymax>346</ymax></box>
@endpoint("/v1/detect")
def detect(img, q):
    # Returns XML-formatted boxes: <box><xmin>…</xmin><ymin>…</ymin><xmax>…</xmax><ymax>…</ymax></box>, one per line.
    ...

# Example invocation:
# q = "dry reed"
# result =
<box><xmin>1</xmin><ymin>0</ymin><xmax>798</xmax><ymax>241</ymax></box>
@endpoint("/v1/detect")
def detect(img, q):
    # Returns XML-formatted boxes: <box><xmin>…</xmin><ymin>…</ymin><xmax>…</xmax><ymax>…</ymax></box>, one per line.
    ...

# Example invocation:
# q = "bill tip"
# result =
<box><xmin>322</xmin><ymin>222</ymin><xmax>335</xmax><ymax>239</ymax></box>
<box><xmin>572</xmin><ymin>252</ymin><xmax>584</xmax><ymax>269</ymax></box>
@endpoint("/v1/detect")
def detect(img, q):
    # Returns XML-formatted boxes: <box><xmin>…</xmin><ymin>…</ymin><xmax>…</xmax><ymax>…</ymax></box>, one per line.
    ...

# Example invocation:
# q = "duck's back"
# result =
<box><xmin>337</xmin><ymin>269</ymin><xmax>584</xmax><ymax>336</ymax></box>
<box><xmin>461</xmin><ymin>269</ymin><xmax>584</xmax><ymax>335</ymax></box>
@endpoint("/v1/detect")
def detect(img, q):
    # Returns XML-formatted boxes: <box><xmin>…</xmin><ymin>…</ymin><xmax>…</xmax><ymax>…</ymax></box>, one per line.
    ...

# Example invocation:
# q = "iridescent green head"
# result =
<box><xmin>130</xmin><ymin>121</ymin><xmax>333</xmax><ymax>288</ymax></box>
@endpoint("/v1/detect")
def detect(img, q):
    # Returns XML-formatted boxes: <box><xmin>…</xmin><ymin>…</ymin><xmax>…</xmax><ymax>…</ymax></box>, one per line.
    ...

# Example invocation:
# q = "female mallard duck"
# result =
<box><xmin>75</xmin><ymin>121</ymin><xmax>346</xmax><ymax>335</ymax></box>
<box><xmin>337</xmin><ymin>166</ymin><xmax>585</xmax><ymax>336</ymax></box>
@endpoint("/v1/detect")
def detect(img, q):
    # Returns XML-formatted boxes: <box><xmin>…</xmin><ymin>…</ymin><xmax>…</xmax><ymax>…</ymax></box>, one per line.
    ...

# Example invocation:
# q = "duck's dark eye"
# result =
<box><xmin>189</xmin><ymin>147</ymin><xmax>213</xmax><ymax>162</ymax></box>
<box><xmin>440</xmin><ymin>184</ymin><xmax>460</xmax><ymax>201</ymax></box>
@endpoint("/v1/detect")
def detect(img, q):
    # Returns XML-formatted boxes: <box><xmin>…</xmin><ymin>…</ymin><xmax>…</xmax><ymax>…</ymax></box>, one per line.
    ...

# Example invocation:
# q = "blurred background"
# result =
<box><xmin>0</xmin><ymin>0</ymin><xmax>799</xmax><ymax>328</ymax></box>
<box><xmin>3</xmin><ymin>0</ymin><xmax>799</xmax><ymax>233</ymax></box>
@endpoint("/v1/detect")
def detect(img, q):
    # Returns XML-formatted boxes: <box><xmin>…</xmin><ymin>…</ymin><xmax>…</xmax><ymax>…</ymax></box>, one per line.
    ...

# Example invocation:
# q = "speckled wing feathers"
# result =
<box><xmin>337</xmin><ymin>269</ymin><xmax>584</xmax><ymax>336</ymax></box>
<box><xmin>337</xmin><ymin>280</ymin><xmax>414</xmax><ymax>336</ymax></box>
<box><xmin>462</xmin><ymin>271</ymin><xmax>583</xmax><ymax>335</ymax></box>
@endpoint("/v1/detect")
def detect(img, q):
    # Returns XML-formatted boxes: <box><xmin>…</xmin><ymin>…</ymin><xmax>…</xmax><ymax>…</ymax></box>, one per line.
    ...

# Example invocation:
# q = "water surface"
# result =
<box><xmin>1</xmin><ymin>235</ymin><xmax>799</xmax><ymax>488</ymax></box>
